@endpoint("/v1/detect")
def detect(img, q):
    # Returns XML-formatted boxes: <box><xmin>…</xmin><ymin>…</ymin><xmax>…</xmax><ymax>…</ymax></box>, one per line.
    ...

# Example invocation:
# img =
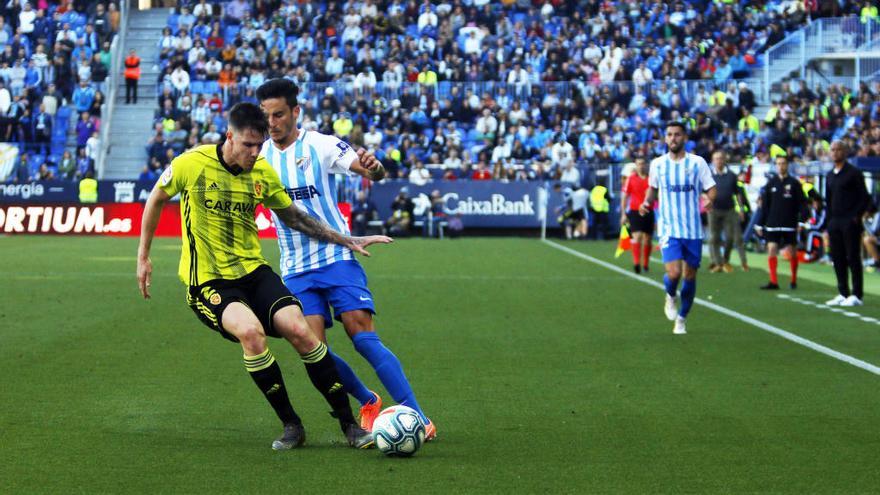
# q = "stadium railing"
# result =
<box><xmin>764</xmin><ymin>16</ymin><xmax>880</xmax><ymax>99</ymax></box>
<box><xmin>169</xmin><ymin>78</ymin><xmax>770</xmax><ymax>110</ymax></box>
<box><xmin>96</xmin><ymin>0</ymin><xmax>129</xmax><ymax>179</ymax></box>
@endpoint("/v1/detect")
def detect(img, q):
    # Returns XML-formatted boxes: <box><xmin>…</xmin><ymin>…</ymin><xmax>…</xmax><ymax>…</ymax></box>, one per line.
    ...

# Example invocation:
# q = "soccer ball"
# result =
<box><xmin>371</xmin><ymin>405</ymin><xmax>426</xmax><ymax>457</ymax></box>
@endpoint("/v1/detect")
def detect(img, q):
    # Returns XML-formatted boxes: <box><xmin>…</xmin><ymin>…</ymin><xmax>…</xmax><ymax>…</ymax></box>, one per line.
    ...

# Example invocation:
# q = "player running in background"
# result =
<box><xmin>620</xmin><ymin>157</ymin><xmax>653</xmax><ymax>273</ymax></box>
<box><xmin>640</xmin><ymin>122</ymin><xmax>716</xmax><ymax>335</ymax></box>
<box><xmin>256</xmin><ymin>78</ymin><xmax>435</xmax><ymax>440</ymax></box>
<box><xmin>136</xmin><ymin>102</ymin><xmax>386</xmax><ymax>450</ymax></box>
<box><xmin>755</xmin><ymin>156</ymin><xmax>808</xmax><ymax>290</ymax></box>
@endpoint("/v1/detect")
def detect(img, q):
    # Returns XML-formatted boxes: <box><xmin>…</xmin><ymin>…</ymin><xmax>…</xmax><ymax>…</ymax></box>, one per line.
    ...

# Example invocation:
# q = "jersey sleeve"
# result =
<box><xmin>260</xmin><ymin>162</ymin><xmax>293</xmax><ymax>209</ymax></box>
<box><xmin>323</xmin><ymin>134</ymin><xmax>359</xmax><ymax>175</ymax></box>
<box><xmin>157</xmin><ymin>156</ymin><xmax>188</xmax><ymax>197</ymax></box>
<box><xmin>696</xmin><ymin>157</ymin><xmax>716</xmax><ymax>191</ymax></box>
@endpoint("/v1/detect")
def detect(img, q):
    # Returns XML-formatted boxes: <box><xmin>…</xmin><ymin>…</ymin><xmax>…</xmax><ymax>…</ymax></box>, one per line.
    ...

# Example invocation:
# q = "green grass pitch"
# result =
<box><xmin>1</xmin><ymin>236</ymin><xmax>879</xmax><ymax>493</ymax></box>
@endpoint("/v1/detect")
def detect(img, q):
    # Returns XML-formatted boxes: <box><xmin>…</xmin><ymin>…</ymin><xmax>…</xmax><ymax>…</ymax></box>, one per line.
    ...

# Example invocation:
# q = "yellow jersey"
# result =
<box><xmin>158</xmin><ymin>143</ymin><xmax>292</xmax><ymax>286</ymax></box>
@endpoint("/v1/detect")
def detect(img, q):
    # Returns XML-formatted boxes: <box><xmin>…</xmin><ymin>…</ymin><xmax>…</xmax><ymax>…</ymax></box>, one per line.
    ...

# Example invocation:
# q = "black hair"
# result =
<box><xmin>665</xmin><ymin>121</ymin><xmax>688</xmax><ymax>135</ymax></box>
<box><xmin>227</xmin><ymin>102</ymin><xmax>268</xmax><ymax>136</ymax></box>
<box><xmin>256</xmin><ymin>78</ymin><xmax>299</xmax><ymax>109</ymax></box>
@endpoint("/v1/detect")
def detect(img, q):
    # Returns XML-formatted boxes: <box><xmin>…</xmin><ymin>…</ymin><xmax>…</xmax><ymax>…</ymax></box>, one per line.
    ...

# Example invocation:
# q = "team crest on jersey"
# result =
<box><xmin>296</xmin><ymin>156</ymin><xmax>311</xmax><ymax>171</ymax></box>
<box><xmin>254</xmin><ymin>181</ymin><xmax>263</xmax><ymax>198</ymax></box>
<box><xmin>209</xmin><ymin>293</ymin><xmax>221</xmax><ymax>305</ymax></box>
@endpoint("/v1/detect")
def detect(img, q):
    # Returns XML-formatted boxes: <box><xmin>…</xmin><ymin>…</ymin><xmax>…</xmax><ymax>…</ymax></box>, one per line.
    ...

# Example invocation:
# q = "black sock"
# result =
<box><xmin>301</xmin><ymin>342</ymin><xmax>356</xmax><ymax>428</ymax></box>
<box><xmin>245</xmin><ymin>349</ymin><xmax>301</xmax><ymax>426</ymax></box>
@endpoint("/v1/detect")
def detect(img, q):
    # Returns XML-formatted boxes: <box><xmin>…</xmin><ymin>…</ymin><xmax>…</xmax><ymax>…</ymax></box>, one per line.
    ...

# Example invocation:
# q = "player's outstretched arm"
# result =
<box><xmin>273</xmin><ymin>204</ymin><xmax>393</xmax><ymax>256</ymax></box>
<box><xmin>137</xmin><ymin>186</ymin><xmax>172</xmax><ymax>299</ymax></box>
<box><xmin>349</xmin><ymin>148</ymin><xmax>385</xmax><ymax>182</ymax></box>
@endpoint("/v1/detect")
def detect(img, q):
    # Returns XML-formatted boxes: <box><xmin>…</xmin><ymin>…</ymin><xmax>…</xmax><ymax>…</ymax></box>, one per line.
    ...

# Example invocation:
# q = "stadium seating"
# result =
<box><xmin>132</xmin><ymin>0</ymin><xmax>873</xmax><ymax>184</ymax></box>
<box><xmin>0</xmin><ymin>1</ymin><xmax>118</xmax><ymax>182</ymax></box>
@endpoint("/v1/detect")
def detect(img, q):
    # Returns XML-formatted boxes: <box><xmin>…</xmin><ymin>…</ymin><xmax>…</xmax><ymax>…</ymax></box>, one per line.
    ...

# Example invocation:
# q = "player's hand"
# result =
<box><xmin>620</xmin><ymin>213</ymin><xmax>628</xmax><ymax>226</ymax></box>
<box><xmin>137</xmin><ymin>257</ymin><xmax>153</xmax><ymax>299</ymax></box>
<box><xmin>754</xmin><ymin>226</ymin><xmax>764</xmax><ymax>238</ymax></box>
<box><xmin>357</xmin><ymin>148</ymin><xmax>380</xmax><ymax>170</ymax></box>
<box><xmin>347</xmin><ymin>235</ymin><xmax>393</xmax><ymax>256</ymax></box>
<box><xmin>638</xmin><ymin>202</ymin><xmax>650</xmax><ymax>216</ymax></box>
<box><xmin>738</xmin><ymin>211</ymin><xmax>745</xmax><ymax>222</ymax></box>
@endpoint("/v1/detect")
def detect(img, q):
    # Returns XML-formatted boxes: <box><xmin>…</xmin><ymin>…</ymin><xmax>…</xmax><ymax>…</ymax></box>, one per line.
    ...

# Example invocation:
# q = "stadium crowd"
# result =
<box><xmin>140</xmin><ymin>0</ymin><xmax>873</xmax><ymax>184</ymax></box>
<box><xmin>1</xmin><ymin>0</ymin><xmax>119</xmax><ymax>183</ymax></box>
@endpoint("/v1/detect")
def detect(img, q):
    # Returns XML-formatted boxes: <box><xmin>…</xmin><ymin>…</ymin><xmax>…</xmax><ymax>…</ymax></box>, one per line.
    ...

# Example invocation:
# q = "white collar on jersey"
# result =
<box><xmin>269</xmin><ymin>129</ymin><xmax>307</xmax><ymax>154</ymax></box>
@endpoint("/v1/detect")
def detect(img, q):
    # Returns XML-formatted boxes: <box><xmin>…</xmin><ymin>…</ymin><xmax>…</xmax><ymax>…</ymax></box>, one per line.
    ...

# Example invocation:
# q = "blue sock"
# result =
<box><xmin>352</xmin><ymin>332</ymin><xmax>428</xmax><ymax>423</ymax></box>
<box><xmin>329</xmin><ymin>348</ymin><xmax>374</xmax><ymax>406</ymax></box>
<box><xmin>664</xmin><ymin>274</ymin><xmax>679</xmax><ymax>297</ymax></box>
<box><xmin>680</xmin><ymin>278</ymin><xmax>696</xmax><ymax>318</ymax></box>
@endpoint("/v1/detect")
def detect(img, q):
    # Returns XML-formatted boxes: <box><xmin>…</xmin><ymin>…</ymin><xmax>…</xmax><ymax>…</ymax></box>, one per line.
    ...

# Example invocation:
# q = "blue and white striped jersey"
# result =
<box><xmin>648</xmin><ymin>152</ymin><xmax>715</xmax><ymax>240</ymax></box>
<box><xmin>261</xmin><ymin>130</ymin><xmax>359</xmax><ymax>277</ymax></box>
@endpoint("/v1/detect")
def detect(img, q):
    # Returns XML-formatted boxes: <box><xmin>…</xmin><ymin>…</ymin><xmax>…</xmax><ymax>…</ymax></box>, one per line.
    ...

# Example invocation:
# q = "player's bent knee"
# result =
<box><xmin>273</xmin><ymin>306</ymin><xmax>318</xmax><ymax>351</ymax></box>
<box><xmin>234</xmin><ymin>324</ymin><xmax>267</xmax><ymax>352</ymax></box>
<box><xmin>341</xmin><ymin>310</ymin><xmax>374</xmax><ymax>335</ymax></box>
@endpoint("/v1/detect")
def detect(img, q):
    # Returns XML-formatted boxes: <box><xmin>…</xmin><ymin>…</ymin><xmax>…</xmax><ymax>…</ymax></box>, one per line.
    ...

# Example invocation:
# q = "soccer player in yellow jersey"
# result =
<box><xmin>136</xmin><ymin>102</ymin><xmax>391</xmax><ymax>450</ymax></box>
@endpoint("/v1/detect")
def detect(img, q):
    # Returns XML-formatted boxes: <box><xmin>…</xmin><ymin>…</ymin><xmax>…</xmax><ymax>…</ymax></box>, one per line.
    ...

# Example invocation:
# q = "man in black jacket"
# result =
<box><xmin>756</xmin><ymin>156</ymin><xmax>808</xmax><ymax>289</ymax></box>
<box><xmin>825</xmin><ymin>141</ymin><xmax>871</xmax><ymax>307</ymax></box>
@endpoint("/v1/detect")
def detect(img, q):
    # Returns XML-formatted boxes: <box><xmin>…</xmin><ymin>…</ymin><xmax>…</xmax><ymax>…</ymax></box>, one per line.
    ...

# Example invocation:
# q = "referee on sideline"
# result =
<box><xmin>825</xmin><ymin>141</ymin><xmax>871</xmax><ymax>307</ymax></box>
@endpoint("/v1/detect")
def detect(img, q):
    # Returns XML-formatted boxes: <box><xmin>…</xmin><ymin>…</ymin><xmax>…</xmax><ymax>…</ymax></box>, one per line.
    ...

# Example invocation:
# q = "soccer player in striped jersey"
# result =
<box><xmin>256</xmin><ymin>79</ymin><xmax>435</xmax><ymax>440</ymax></box>
<box><xmin>136</xmin><ymin>102</ymin><xmax>388</xmax><ymax>450</ymax></box>
<box><xmin>640</xmin><ymin>122</ymin><xmax>717</xmax><ymax>335</ymax></box>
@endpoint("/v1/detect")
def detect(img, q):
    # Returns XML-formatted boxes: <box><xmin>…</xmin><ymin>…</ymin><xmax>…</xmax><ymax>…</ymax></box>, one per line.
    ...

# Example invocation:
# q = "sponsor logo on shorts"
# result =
<box><xmin>359</xmin><ymin>295</ymin><xmax>371</xmax><ymax>301</ymax></box>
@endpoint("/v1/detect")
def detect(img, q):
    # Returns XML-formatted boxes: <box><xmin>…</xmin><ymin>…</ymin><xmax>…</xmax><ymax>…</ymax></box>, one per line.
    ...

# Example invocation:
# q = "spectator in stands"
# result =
<box><xmin>12</xmin><ymin>152</ymin><xmax>30</xmax><ymax>183</ymax></box>
<box><xmin>36</xmin><ymin>162</ymin><xmax>54</xmax><ymax>181</ymax></box>
<box><xmin>75</xmin><ymin>148</ymin><xmax>92</xmax><ymax>180</ymax></box>
<box><xmin>108</xmin><ymin>2</ymin><xmax>121</xmax><ymax>33</ymax></box>
<box><xmin>471</xmin><ymin>161</ymin><xmax>492</xmax><ymax>180</ymax></box>
<box><xmin>201</xmin><ymin>123</ymin><xmax>221</xmax><ymax>144</ymax></box>
<box><xmin>32</xmin><ymin>103</ymin><xmax>51</xmax><ymax>154</ymax></box>
<box><xmin>170</xmin><ymin>65</ymin><xmax>190</xmax><ymax>95</ymax></box>
<box><xmin>137</xmin><ymin>164</ymin><xmax>156</xmax><ymax>182</ymax></box>
<box><xmin>57</xmin><ymin>150</ymin><xmax>75</xmax><ymax>180</ymax></box>
<box><xmin>3</xmin><ymin>94</ymin><xmax>24</xmax><ymax>141</ymax></box>
<box><xmin>408</xmin><ymin>160</ymin><xmax>430</xmax><ymax>186</ymax></box>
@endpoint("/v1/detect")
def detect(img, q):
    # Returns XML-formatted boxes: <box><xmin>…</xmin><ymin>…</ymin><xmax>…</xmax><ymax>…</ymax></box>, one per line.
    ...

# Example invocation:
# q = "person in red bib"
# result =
<box><xmin>620</xmin><ymin>157</ymin><xmax>654</xmax><ymax>273</ymax></box>
<box><xmin>124</xmin><ymin>49</ymin><xmax>140</xmax><ymax>104</ymax></box>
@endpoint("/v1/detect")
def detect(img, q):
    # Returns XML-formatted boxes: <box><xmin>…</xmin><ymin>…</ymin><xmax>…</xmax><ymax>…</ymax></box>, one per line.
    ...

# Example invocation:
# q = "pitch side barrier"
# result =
<box><xmin>369</xmin><ymin>180</ymin><xmax>566</xmax><ymax>228</ymax></box>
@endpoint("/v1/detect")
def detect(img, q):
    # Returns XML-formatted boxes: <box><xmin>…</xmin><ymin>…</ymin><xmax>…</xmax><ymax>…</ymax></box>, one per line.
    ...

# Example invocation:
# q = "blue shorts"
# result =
<box><xmin>282</xmin><ymin>260</ymin><xmax>376</xmax><ymax>329</ymax></box>
<box><xmin>661</xmin><ymin>237</ymin><xmax>703</xmax><ymax>268</ymax></box>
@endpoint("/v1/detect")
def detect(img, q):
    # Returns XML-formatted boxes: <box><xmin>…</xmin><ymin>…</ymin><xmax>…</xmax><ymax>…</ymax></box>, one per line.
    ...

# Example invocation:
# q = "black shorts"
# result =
<box><xmin>570</xmin><ymin>208</ymin><xmax>586</xmax><ymax>222</ymax></box>
<box><xmin>764</xmin><ymin>230</ymin><xmax>797</xmax><ymax>246</ymax></box>
<box><xmin>186</xmin><ymin>264</ymin><xmax>302</xmax><ymax>343</ymax></box>
<box><xmin>626</xmin><ymin>209</ymin><xmax>655</xmax><ymax>234</ymax></box>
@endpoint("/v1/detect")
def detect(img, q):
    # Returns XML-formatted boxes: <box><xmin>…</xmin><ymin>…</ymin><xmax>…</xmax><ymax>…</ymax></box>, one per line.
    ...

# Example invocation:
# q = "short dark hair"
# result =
<box><xmin>665</xmin><ymin>121</ymin><xmax>688</xmax><ymax>135</ymax></box>
<box><xmin>256</xmin><ymin>78</ymin><xmax>299</xmax><ymax>109</ymax></box>
<box><xmin>227</xmin><ymin>102</ymin><xmax>268</xmax><ymax>136</ymax></box>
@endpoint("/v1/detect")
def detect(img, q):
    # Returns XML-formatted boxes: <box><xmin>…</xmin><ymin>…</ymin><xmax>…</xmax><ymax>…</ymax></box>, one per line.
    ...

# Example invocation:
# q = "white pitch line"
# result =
<box><xmin>775</xmin><ymin>294</ymin><xmax>880</xmax><ymax>327</ymax></box>
<box><xmin>543</xmin><ymin>240</ymin><xmax>880</xmax><ymax>376</ymax></box>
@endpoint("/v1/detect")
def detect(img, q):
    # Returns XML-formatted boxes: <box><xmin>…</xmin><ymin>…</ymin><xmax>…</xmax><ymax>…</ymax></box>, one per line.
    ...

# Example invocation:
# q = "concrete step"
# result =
<box><xmin>103</xmin><ymin>9</ymin><xmax>177</xmax><ymax>179</ymax></box>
